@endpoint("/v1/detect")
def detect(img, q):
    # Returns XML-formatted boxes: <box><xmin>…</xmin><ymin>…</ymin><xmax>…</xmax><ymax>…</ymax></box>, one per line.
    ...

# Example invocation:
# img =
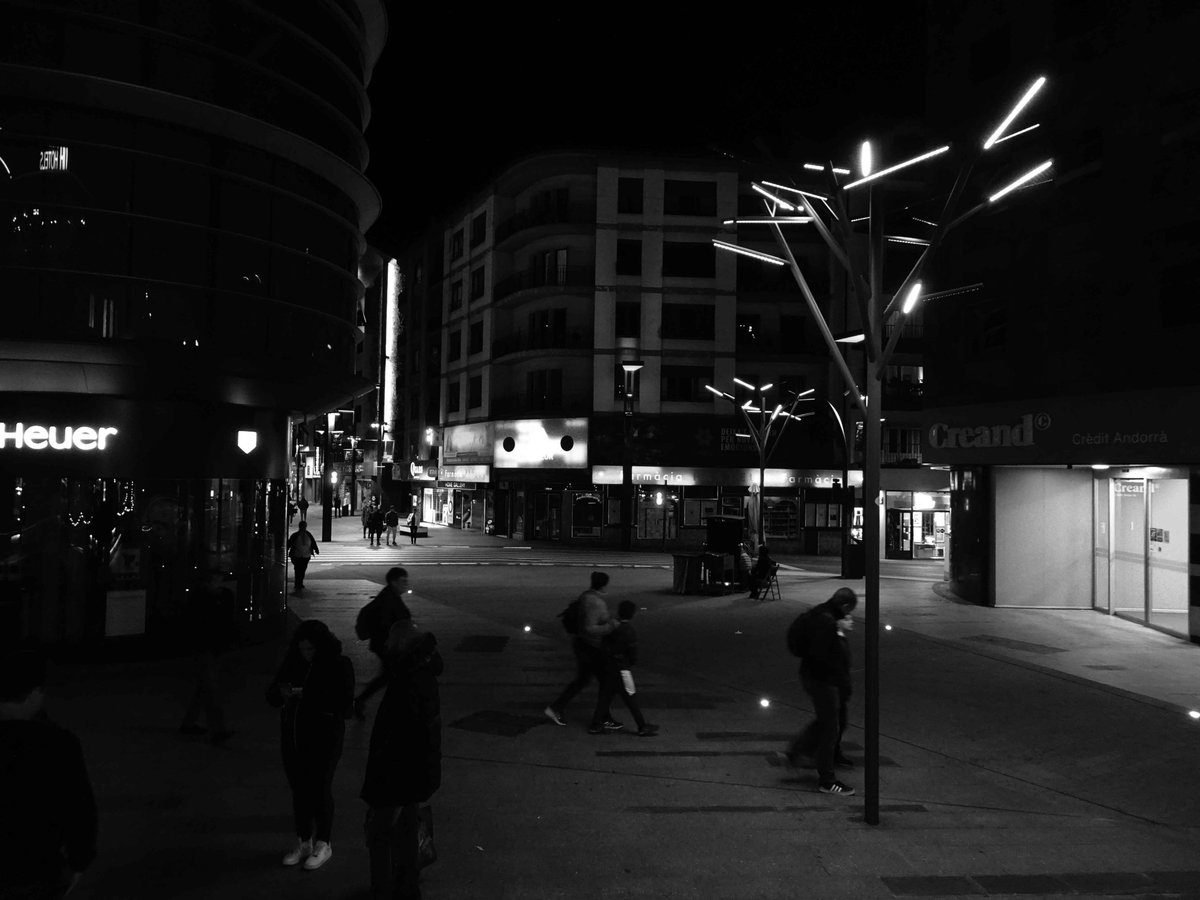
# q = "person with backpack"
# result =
<box><xmin>287</xmin><ymin>521</ymin><xmax>320</xmax><ymax>592</ymax></box>
<box><xmin>352</xmin><ymin>567</ymin><xmax>413</xmax><ymax>720</ymax></box>
<box><xmin>544</xmin><ymin>571</ymin><xmax>619</xmax><ymax>729</ymax></box>
<box><xmin>384</xmin><ymin>506</ymin><xmax>400</xmax><ymax>546</ymax></box>
<box><xmin>780</xmin><ymin>587</ymin><xmax>858</xmax><ymax>796</ymax></box>
<box><xmin>367</xmin><ymin>505</ymin><xmax>386</xmax><ymax>547</ymax></box>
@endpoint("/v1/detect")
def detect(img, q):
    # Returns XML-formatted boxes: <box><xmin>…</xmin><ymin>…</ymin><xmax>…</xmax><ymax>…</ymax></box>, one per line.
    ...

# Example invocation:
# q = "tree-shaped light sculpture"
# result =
<box><xmin>704</xmin><ymin>380</ymin><xmax>814</xmax><ymax>549</ymax></box>
<box><xmin>714</xmin><ymin>75</ymin><xmax>1052</xmax><ymax>824</ymax></box>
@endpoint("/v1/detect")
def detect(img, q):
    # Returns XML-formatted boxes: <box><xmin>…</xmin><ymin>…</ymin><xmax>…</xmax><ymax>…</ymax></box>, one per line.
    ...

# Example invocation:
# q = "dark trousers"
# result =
<box><xmin>291</xmin><ymin>557</ymin><xmax>310</xmax><ymax>588</ymax></box>
<box><xmin>365</xmin><ymin>803</ymin><xmax>419</xmax><ymax>900</ymax></box>
<box><xmin>591</xmin><ymin>660</ymin><xmax>645</xmax><ymax>730</ymax></box>
<box><xmin>181</xmin><ymin>651</ymin><xmax>225</xmax><ymax>732</ymax></box>
<box><xmin>788</xmin><ymin>675</ymin><xmax>847</xmax><ymax>784</ymax></box>
<box><xmin>284</xmin><ymin>727</ymin><xmax>344</xmax><ymax>843</ymax></box>
<box><xmin>409</xmin><ymin>528</ymin><xmax>417</xmax><ymax>544</ymax></box>
<box><xmin>550</xmin><ymin>639</ymin><xmax>605</xmax><ymax>713</ymax></box>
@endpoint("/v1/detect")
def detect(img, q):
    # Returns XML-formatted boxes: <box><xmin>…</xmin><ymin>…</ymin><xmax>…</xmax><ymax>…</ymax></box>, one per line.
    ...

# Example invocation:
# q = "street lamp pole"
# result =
<box><xmin>619</xmin><ymin>361</ymin><xmax>644</xmax><ymax>552</ymax></box>
<box><xmin>321</xmin><ymin>411</ymin><xmax>335</xmax><ymax>543</ymax></box>
<box><xmin>711</xmin><ymin>75</ymin><xmax>1054</xmax><ymax>825</ymax></box>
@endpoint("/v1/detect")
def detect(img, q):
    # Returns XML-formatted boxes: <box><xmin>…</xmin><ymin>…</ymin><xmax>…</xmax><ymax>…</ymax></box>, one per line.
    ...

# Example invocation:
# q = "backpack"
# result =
<box><xmin>355</xmin><ymin>600</ymin><xmax>377</xmax><ymax>642</ymax></box>
<box><xmin>558</xmin><ymin>597</ymin><xmax>583</xmax><ymax>635</ymax></box>
<box><xmin>786</xmin><ymin>608</ymin><xmax>816</xmax><ymax>658</ymax></box>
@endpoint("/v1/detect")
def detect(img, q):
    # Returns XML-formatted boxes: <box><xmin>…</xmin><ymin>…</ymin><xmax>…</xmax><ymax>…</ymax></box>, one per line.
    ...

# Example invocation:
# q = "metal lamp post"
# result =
<box><xmin>712</xmin><ymin>75</ymin><xmax>1054</xmax><ymax>824</ymax></box>
<box><xmin>619</xmin><ymin>361</ymin><xmax>644</xmax><ymax>551</ymax></box>
<box><xmin>705</xmin><ymin>380</ymin><xmax>814</xmax><ymax>549</ymax></box>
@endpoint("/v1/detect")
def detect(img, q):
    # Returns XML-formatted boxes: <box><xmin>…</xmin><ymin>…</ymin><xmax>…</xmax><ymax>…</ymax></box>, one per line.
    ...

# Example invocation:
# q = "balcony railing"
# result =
<box><xmin>491</xmin><ymin>327</ymin><xmax>594</xmax><ymax>359</ymax></box>
<box><xmin>494</xmin><ymin>203</ymin><xmax>596</xmax><ymax>243</ymax></box>
<box><xmin>493</xmin><ymin>264</ymin><xmax>593</xmax><ymax>301</ymax></box>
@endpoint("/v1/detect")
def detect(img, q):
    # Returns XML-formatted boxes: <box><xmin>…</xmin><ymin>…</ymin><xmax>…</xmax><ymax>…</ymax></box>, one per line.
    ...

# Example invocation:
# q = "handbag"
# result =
<box><xmin>417</xmin><ymin>804</ymin><xmax>437</xmax><ymax>869</ymax></box>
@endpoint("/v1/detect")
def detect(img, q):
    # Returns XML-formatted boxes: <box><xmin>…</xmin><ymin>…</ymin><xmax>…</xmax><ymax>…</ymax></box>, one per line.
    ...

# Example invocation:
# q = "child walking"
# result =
<box><xmin>589</xmin><ymin>600</ymin><xmax>657</xmax><ymax>737</ymax></box>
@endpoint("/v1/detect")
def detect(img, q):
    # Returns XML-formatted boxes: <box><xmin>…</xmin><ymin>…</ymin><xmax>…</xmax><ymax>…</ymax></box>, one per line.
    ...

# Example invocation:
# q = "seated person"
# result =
<box><xmin>748</xmin><ymin>542</ymin><xmax>776</xmax><ymax>599</ymax></box>
<box><xmin>737</xmin><ymin>543</ymin><xmax>755</xmax><ymax>589</ymax></box>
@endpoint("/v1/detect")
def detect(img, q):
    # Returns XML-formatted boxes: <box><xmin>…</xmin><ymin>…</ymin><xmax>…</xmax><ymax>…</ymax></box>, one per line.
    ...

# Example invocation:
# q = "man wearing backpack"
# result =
<box><xmin>286</xmin><ymin>521</ymin><xmax>319</xmax><ymax>592</ymax></box>
<box><xmin>781</xmin><ymin>587</ymin><xmax>858</xmax><ymax>796</ymax></box>
<box><xmin>352</xmin><ymin>567</ymin><xmax>414</xmax><ymax>720</ymax></box>
<box><xmin>544</xmin><ymin>571</ymin><xmax>619</xmax><ymax>729</ymax></box>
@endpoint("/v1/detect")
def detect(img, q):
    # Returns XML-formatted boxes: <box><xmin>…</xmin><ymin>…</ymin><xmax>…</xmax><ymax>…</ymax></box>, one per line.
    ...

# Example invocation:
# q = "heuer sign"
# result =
<box><xmin>0</xmin><ymin>422</ymin><xmax>118</xmax><ymax>451</ymax></box>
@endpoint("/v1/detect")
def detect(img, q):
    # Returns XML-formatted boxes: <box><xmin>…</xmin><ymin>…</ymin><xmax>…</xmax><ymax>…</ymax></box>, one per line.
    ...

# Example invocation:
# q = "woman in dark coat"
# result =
<box><xmin>361</xmin><ymin>619</ymin><xmax>443</xmax><ymax>900</ymax></box>
<box><xmin>266</xmin><ymin>619</ymin><xmax>355</xmax><ymax>871</ymax></box>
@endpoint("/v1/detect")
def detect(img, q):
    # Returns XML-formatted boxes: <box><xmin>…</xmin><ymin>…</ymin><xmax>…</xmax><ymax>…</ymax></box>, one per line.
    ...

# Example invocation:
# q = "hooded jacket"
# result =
<box><xmin>799</xmin><ymin>599</ymin><xmax>853</xmax><ymax>692</ymax></box>
<box><xmin>360</xmin><ymin>631</ymin><xmax>443</xmax><ymax>807</ymax></box>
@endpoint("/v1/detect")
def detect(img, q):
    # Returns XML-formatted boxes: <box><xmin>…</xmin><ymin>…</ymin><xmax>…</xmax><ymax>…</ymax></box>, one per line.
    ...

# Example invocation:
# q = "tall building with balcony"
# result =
<box><xmin>386</xmin><ymin>150</ymin><xmax>949</xmax><ymax>556</ymax></box>
<box><xmin>0</xmin><ymin>1</ymin><xmax>386</xmax><ymax>653</ymax></box>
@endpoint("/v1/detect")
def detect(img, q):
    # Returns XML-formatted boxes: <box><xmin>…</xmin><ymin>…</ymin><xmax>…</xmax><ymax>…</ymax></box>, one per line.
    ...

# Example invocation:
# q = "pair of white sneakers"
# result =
<box><xmin>282</xmin><ymin>839</ymin><xmax>332</xmax><ymax>870</ymax></box>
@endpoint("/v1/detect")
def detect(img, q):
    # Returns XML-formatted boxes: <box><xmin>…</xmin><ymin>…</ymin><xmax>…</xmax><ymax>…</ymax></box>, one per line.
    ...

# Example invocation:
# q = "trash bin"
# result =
<box><xmin>845</xmin><ymin>540</ymin><xmax>866</xmax><ymax>579</ymax></box>
<box><xmin>672</xmin><ymin>554</ymin><xmax>703</xmax><ymax>594</ymax></box>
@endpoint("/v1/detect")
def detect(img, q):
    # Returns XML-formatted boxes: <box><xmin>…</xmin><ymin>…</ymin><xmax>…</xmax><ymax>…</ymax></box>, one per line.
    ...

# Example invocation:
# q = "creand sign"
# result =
<box><xmin>927</xmin><ymin>413</ymin><xmax>1043</xmax><ymax>451</ymax></box>
<box><xmin>0</xmin><ymin>422</ymin><xmax>118</xmax><ymax>451</ymax></box>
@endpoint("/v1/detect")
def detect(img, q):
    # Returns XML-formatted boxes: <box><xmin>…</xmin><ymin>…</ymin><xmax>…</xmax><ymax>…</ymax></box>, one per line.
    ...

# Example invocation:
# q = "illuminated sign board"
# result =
<box><xmin>0</xmin><ymin>422</ymin><xmax>117</xmax><ymax>451</ymax></box>
<box><xmin>39</xmin><ymin>146</ymin><xmax>69</xmax><ymax>172</ymax></box>
<box><xmin>493</xmin><ymin>417</ymin><xmax>588</xmax><ymax>469</ymax></box>
<box><xmin>438</xmin><ymin>464</ymin><xmax>491</xmax><ymax>482</ymax></box>
<box><xmin>590</xmin><ymin>465</ymin><xmax>864</xmax><ymax>488</ymax></box>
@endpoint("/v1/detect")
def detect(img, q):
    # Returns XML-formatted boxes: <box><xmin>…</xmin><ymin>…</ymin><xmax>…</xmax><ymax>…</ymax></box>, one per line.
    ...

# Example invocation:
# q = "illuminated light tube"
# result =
<box><xmin>993</xmin><ymin>122</ymin><xmax>1040</xmax><ymax>145</ymax></box>
<box><xmin>804</xmin><ymin>163</ymin><xmax>824</xmax><ymax>171</ymax></box>
<box><xmin>988</xmin><ymin>159</ymin><xmax>1053</xmax><ymax>202</ymax></box>
<box><xmin>751</xmin><ymin>183</ymin><xmax>796</xmax><ymax>210</ymax></box>
<box><xmin>911</xmin><ymin>216</ymin><xmax>939</xmax><ymax>227</ymax></box>
<box><xmin>901</xmin><ymin>281</ymin><xmax>923</xmax><ymax>314</ymax></box>
<box><xmin>836</xmin><ymin>333</ymin><xmax>866</xmax><ymax>344</ymax></box>
<box><xmin>733</xmin><ymin>378</ymin><xmax>757</xmax><ymax>390</ymax></box>
<box><xmin>860</xmin><ymin>141</ymin><xmax>873</xmax><ymax>177</ymax></box>
<box><xmin>722</xmin><ymin>216</ymin><xmax>813</xmax><ymax>225</ymax></box>
<box><xmin>983</xmin><ymin>76</ymin><xmax>1047</xmax><ymax>150</ymax></box>
<box><xmin>759</xmin><ymin>382</ymin><xmax>774</xmax><ymax>391</ymax></box>
<box><xmin>712</xmin><ymin>239</ymin><xmax>786</xmax><ymax>266</ymax></box>
<box><xmin>886</xmin><ymin>236</ymin><xmax>931</xmax><ymax>246</ymax></box>
<box><xmin>843</xmin><ymin>145</ymin><xmax>952</xmax><ymax>190</ymax></box>
<box><xmin>832</xmin><ymin>167</ymin><xmax>851</xmax><ymax>175</ymax></box>
<box><xmin>705</xmin><ymin>385</ymin><xmax>733</xmax><ymax>400</ymax></box>
<box><xmin>761</xmin><ymin>180</ymin><xmax>828</xmax><ymax>201</ymax></box>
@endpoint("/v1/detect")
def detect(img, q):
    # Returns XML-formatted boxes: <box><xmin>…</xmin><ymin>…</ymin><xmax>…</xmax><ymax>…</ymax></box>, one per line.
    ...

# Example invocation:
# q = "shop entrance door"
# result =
<box><xmin>885</xmin><ymin>509</ymin><xmax>912</xmax><ymax>559</ymax></box>
<box><xmin>1109</xmin><ymin>478</ymin><xmax>1146</xmax><ymax>623</ymax></box>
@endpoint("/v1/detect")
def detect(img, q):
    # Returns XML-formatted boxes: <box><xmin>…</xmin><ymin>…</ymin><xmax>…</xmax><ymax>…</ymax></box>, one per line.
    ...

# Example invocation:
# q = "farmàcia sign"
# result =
<box><xmin>0</xmin><ymin>422</ymin><xmax>119</xmax><ymax>451</ymax></box>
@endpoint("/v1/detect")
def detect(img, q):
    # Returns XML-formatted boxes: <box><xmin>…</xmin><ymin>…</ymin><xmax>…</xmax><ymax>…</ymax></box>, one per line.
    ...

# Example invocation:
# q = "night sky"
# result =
<box><xmin>363</xmin><ymin>3</ymin><xmax>928</xmax><ymax>247</ymax></box>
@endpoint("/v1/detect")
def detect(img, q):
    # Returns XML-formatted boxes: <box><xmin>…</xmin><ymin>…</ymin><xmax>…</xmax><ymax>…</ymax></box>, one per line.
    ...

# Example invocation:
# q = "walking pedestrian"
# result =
<box><xmin>781</xmin><ymin>587</ymin><xmax>858</xmax><ymax>796</ymax></box>
<box><xmin>367</xmin><ymin>506</ymin><xmax>386</xmax><ymax>547</ymax></box>
<box><xmin>287</xmin><ymin>521</ymin><xmax>320</xmax><ymax>592</ymax></box>
<box><xmin>178</xmin><ymin>569</ymin><xmax>238</xmax><ymax>744</ymax></box>
<box><xmin>406</xmin><ymin>509</ymin><xmax>419</xmax><ymax>545</ymax></box>
<box><xmin>590</xmin><ymin>600</ymin><xmax>657</xmax><ymax>736</ymax></box>
<box><xmin>297</xmin><ymin>495</ymin><xmax>309</xmax><ymax>522</ymax></box>
<box><xmin>0</xmin><ymin>647</ymin><xmax>98</xmax><ymax>899</ymax></box>
<box><xmin>384</xmin><ymin>506</ymin><xmax>400</xmax><ymax>546</ymax></box>
<box><xmin>352</xmin><ymin>567</ymin><xmax>413</xmax><ymax>720</ymax></box>
<box><xmin>288</xmin><ymin>497</ymin><xmax>298</xmax><ymax>527</ymax></box>
<box><xmin>266</xmin><ymin>619</ymin><xmax>356</xmax><ymax>870</ymax></box>
<box><xmin>544</xmin><ymin>571</ymin><xmax>619</xmax><ymax>729</ymax></box>
<box><xmin>361</xmin><ymin>619</ymin><xmax>442</xmax><ymax>900</ymax></box>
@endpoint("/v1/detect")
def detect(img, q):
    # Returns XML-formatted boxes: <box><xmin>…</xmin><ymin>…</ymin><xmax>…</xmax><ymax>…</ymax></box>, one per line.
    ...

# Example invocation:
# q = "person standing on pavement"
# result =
<box><xmin>266</xmin><ymin>619</ymin><xmax>356</xmax><ymax>871</ymax></box>
<box><xmin>287</xmin><ymin>521</ymin><xmax>319</xmax><ymax>592</ymax></box>
<box><xmin>590</xmin><ymin>600</ymin><xmax>657</xmax><ymax>737</ymax></box>
<box><xmin>406</xmin><ymin>509</ymin><xmax>419</xmax><ymax>545</ymax></box>
<box><xmin>368</xmin><ymin>505</ymin><xmax>386</xmax><ymax>548</ymax></box>
<box><xmin>782</xmin><ymin>587</ymin><xmax>857</xmax><ymax>796</ymax></box>
<box><xmin>361</xmin><ymin>500</ymin><xmax>372</xmax><ymax>540</ymax></box>
<box><xmin>178</xmin><ymin>569</ymin><xmax>238</xmax><ymax>744</ymax></box>
<box><xmin>352</xmin><ymin>567</ymin><xmax>414</xmax><ymax>720</ymax></box>
<box><xmin>384</xmin><ymin>506</ymin><xmax>400</xmax><ymax>547</ymax></box>
<box><xmin>297</xmin><ymin>495</ymin><xmax>309</xmax><ymax>523</ymax></box>
<box><xmin>544</xmin><ymin>571</ymin><xmax>619</xmax><ymax>729</ymax></box>
<box><xmin>361</xmin><ymin>619</ymin><xmax>442</xmax><ymax>900</ymax></box>
<box><xmin>0</xmin><ymin>647</ymin><xmax>98</xmax><ymax>899</ymax></box>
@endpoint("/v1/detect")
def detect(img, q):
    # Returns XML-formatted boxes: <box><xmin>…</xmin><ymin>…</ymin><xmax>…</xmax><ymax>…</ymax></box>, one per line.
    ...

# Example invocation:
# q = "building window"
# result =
<box><xmin>616</xmin><ymin>301</ymin><xmax>640</xmax><ymax>339</ymax></box>
<box><xmin>468</xmin><ymin>320</ymin><xmax>484</xmax><ymax>354</ymax></box>
<box><xmin>470</xmin><ymin>266</ymin><xmax>485</xmax><ymax>300</ymax></box>
<box><xmin>470</xmin><ymin>211</ymin><xmax>487</xmax><ymax>247</ymax></box>
<box><xmin>661</xmin><ymin>303</ymin><xmax>714</xmax><ymax>340</ymax></box>
<box><xmin>527</xmin><ymin>368</ymin><xmax>563</xmax><ymax>411</ymax></box>
<box><xmin>450</xmin><ymin>229</ymin><xmax>464</xmax><ymax>259</ymax></box>
<box><xmin>736</xmin><ymin>314</ymin><xmax>761</xmax><ymax>347</ymax></box>
<box><xmin>533</xmin><ymin>248</ymin><xmax>568</xmax><ymax>286</ymax></box>
<box><xmin>468</xmin><ymin>375</ymin><xmax>483</xmax><ymax>408</ymax></box>
<box><xmin>529</xmin><ymin>308</ymin><xmax>566</xmax><ymax>347</ymax></box>
<box><xmin>662</xmin><ymin>365</ymin><xmax>711</xmax><ymax>402</ymax></box>
<box><xmin>447</xmin><ymin>379</ymin><xmax>461</xmax><ymax>413</ymax></box>
<box><xmin>448</xmin><ymin>328</ymin><xmax>461</xmax><ymax>362</ymax></box>
<box><xmin>662</xmin><ymin>241</ymin><xmax>715</xmax><ymax>278</ymax></box>
<box><xmin>664</xmin><ymin>180</ymin><xmax>717</xmax><ymax>217</ymax></box>
<box><xmin>884</xmin><ymin>426</ymin><xmax>921</xmax><ymax>461</ymax></box>
<box><xmin>450</xmin><ymin>279</ymin><xmax>463</xmax><ymax>310</ymax></box>
<box><xmin>618</xmin><ymin>177</ymin><xmax>644</xmax><ymax>214</ymax></box>
<box><xmin>615</xmin><ymin>239</ymin><xmax>642</xmax><ymax>276</ymax></box>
